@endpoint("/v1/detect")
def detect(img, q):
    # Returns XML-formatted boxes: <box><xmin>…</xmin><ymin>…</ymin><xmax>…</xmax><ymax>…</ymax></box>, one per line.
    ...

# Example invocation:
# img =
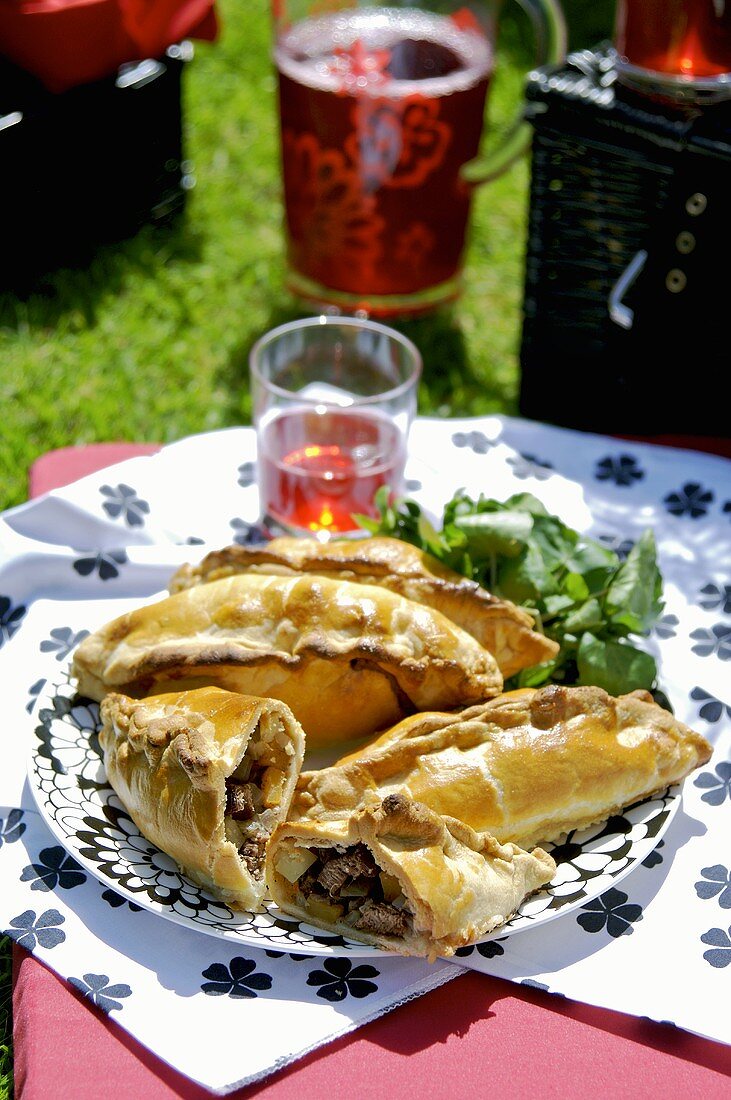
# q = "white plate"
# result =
<box><xmin>28</xmin><ymin>666</ymin><xmax>681</xmax><ymax>957</ymax></box>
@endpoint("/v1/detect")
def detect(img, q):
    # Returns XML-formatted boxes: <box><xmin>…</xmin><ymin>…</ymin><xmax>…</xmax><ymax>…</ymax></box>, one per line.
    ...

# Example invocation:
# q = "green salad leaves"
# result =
<box><xmin>357</xmin><ymin>488</ymin><xmax>664</xmax><ymax>696</ymax></box>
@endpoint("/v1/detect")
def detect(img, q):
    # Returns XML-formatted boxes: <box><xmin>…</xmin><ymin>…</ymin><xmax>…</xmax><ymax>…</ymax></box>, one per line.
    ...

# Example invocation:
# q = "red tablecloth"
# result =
<box><xmin>13</xmin><ymin>440</ymin><xmax>731</xmax><ymax>1099</ymax></box>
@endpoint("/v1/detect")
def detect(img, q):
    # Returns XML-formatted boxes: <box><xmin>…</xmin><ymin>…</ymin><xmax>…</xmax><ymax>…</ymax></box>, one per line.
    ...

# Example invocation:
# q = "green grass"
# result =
<box><xmin>0</xmin><ymin>2</ymin><xmax>613</xmax><ymax>1092</ymax></box>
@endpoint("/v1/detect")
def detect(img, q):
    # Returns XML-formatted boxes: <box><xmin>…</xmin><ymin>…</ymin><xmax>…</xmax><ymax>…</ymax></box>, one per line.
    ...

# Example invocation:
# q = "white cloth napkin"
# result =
<box><xmin>1</xmin><ymin>417</ymin><xmax>729</xmax><ymax>1092</ymax></box>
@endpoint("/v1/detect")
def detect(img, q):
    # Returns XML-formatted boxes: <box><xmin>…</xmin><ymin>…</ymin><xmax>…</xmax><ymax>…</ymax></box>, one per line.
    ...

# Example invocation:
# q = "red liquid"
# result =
<box><xmin>258</xmin><ymin>407</ymin><xmax>405</xmax><ymax>533</ymax></box>
<box><xmin>276</xmin><ymin>8</ymin><xmax>492</xmax><ymax>300</ymax></box>
<box><xmin>615</xmin><ymin>0</ymin><xmax>731</xmax><ymax>77</ymax></box>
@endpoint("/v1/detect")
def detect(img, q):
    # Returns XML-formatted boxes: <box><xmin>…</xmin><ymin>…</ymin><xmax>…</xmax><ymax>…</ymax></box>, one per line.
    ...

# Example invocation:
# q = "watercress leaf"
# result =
<box><xmin>513</xmin><ymin>657</ymin><xmax>562</xmax><ymax>688</ymax></box>
<box><xmin>542</xmin><ymin>594</ymin><xmax>576</xmax><ymax>618</ymax></box>
<box><xmin>530</xmin><ymin>514</ymin><xmax>579</xmax><ymax>570</ymax></box>
<box><xmin>605</xmin><ymin>529</ymin><xmax>664</xmax><ymax>634</ymax></box>
<box><xmin>562</xmin><ymin>597</ymin><xmax>605</xmax><ymax>634</ymax></box>
<box><xmin>563</xmin><ymin>572</ymin><xmax>590</xmax><ymax>602</ymax></box>
<box><xmin>576</xmin><ymin>633</ymin><xmax>657</xmax><ymax>695</ymax></box>
<box><xmin>503</xmin><ymin>492</ymin><xmax>550</xmax><ymax>516</ymax></box>
<box><xmin>453</xmin><ymin>511</ymin><xmax>533</xmax><ymax>558</ymax></box>
<box><xmin>353</xmin><ymin>513</ymin><xmax>380</xmax><ymax>533</ymax></box>
<box><xmin>497</xmin><ymin>543</ymin><xmax>558</xmax><ymax>604</ymax></box>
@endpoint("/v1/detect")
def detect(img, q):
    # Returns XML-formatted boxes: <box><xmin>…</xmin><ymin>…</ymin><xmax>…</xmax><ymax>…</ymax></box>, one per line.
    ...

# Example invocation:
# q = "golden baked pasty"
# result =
<box><xmin>74</xmin><ymin>573</ymin><xmax>503</xmax><ymax>749</ymax></box>
<box><xmin>266</xmin><ymin>793</ymin><xmax>556</xmax><ymax>959</ymax></box>
<box><xmin>168</xmin><ymin>536</ymin><xmax>558</xmax><ymax>678</ymax></box>
<box><xmin>99</xmin><ymin>686</ymin><xmax>305</xmax><ymax>910</ymax></box>
<box><xmin>294</xmin><ymin>685</ymin><xmax>713</xmax><ymax>847</ymax></box>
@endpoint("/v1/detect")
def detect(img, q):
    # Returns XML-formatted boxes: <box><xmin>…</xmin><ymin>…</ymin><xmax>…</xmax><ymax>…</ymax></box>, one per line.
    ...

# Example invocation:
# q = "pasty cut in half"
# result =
<box><xmin>73</xmin><ymin>573</ymin><xmax>503</xmax><ymax>749</ymax></box>
<box><xmin>99</xmin><ymin>686</ymin><xmax>305</xmax><ymax>910</ymax></box>
<box><xmin>266</xmin><ymin>793</ymin><xmax>556</xmax><ymax>959</ymax></box>
<box><xmin>294</xmin><ymin>685</ymin><xmax>713</xmax><ymax>848</ymax></box>
<box><xmin>168</xmin><ymin>536</ymin><xmax>558</xmax><ymax>679</ymax></box>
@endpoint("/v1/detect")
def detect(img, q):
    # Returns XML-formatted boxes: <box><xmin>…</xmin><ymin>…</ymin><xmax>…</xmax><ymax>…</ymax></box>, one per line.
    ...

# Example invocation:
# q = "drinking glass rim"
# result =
<box><xmin>249</xmin><ymin>315</ymin><xmax>423</xmax><ymax>405</ymax></box>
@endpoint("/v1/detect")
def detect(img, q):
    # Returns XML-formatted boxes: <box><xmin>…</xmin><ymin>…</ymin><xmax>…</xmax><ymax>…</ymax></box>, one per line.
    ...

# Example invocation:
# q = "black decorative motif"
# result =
<box><xmin>451</xmin><ymin>430</ymin><xmax>494</xmax><ymax>455</ymax></box>
<box><xmin>594</xmin><ymin>454</ymin><xmax>645</xmax><ymax>487</ymax></box>
<box><xmin>0</xmin><ymin>809</ymin><xmax>26</xmax><ymax>847</ymax></box>
<box><xmin>4</xmin><ymin>909</ymin><xmax>66</xmax><ymax>950</ymax></box>
<box><xmin>701</xmin><ymin>927</ymin><xmax>731</xmax><ymax>968</ymax></box>
<box><xmin>405</xmin><ymin>478</ymin><xmax>422</xmax><ymax>492</ymax></box>
<box><xmin>508</xmin><ymin>452</ymin><xmax>554</xmax><ymax>480</ymax></box>
<box><xmin>653</xmin><ymin>614</ymin><xmax>679</xmax><ymax>640</ymax></box>
<box><xmin>689</xmin><ymin>624</ymin><xmax>731</xmax><ymax>661</ymax></box>
<box><xmin>68</xmin><ymin>973</ymin><xmax>132</xmax><ymax>1012</ymax></box>
<box><xmin>264</xmin><ymin>951</ymin><xmax>314</xmax><ymax>962</ymax></box>
<box><xmin>576</xmin><ymin>888</ymin><xmax>642</xmax><ymax>937</ymax></box>
<box><xmin>101</xmin><ymin>889</ymin><xmax>142</xmax><ymax>913</ymax></box>
<box><xmin>237</xmin><ymin>462</ymin><xmax>257</xmax><ymax>489</ymax></box>
<box><xmin>454</xmin><ymin>939</ymin><xmax>505</xmax><ymax>959</ymax></box>
<box><xmin>230</xmin><ymin>518</ymin><xmax>268</xmax><ymax>546</ymax></box>
<box><xmin>598</xmin><ymin>534</ymin><xmax>635</xmax><ymax>562</ymax></box>
<box><xmin>690</xmin><ymin>688</ymin><xmax>731</xmax><ymax>724</ymax></box>
<box><xmin>20</xmin><ymin>846</ymin><xmax>86</xmax><ymax>891</ymax></box>
<box><xmin>73</xmin><ymin>550</ymin><xmax>128</xmax><ymax>580</ymax></box>
<box><xmin>664</xmin><ymin>482</ymin><xmax>714</xmax><ymax>518</ymax></box>
<box><xmin>26</xmin><ymin>678</ymin><xmax>47</xmax><ymax>714</ymax></box>
<box><xmin>0</xmin><ymin>595</ymin><xmax>26</xmax><ymax>648</ymax></box>
<box><xmin>695</xmin><ymin>866</ymin><xmax>731</xmax><ymax>909</ymax></box>
<box><xmin>201</xmin><ymin>957</ymin><xmax>273</xmax><ymax>998</ymax></box>
<box><xmin>698</xmin><ymin>583</ymin><xmax>731</xmax><ymax>615</ymax></box>
<box><xmin>694</xmin><ymin>761</ymin><xmax>731</xmax><ymax>806</ymax></box>
<box><xmin>100</xmin><ymin>484</ymin><xmax>150</xmax><ymax>527</ymax></box>
<box><xmin>40</xmin><ymin>627</ymin><xmax>90</xmax><ymax>661</ymax></box>
<box><xmin>306</xmin><ymin>958</ymin><xmax>380</xmax><ymax>1002</ymax></box>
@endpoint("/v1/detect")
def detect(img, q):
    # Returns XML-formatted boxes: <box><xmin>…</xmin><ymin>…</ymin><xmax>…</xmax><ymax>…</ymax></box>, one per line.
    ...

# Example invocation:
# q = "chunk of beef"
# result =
<box><xmin>226</xmin><ymin>779</ymin><xmax>257</xmax><ymax>821</ymax></box>
<box><xmin>317</xmin><ymin>844</ymin><xmax>378</xmax><ymax>896</ymax></box>
<box><xmin>354</xmin><ymin>899</ymin><xmax>409</xmax><ymax>937</ymax></box>
<box><xmin>239</xmin><ymin>836</ymin><xmax>266</xmax><ymax>880</ymax></box>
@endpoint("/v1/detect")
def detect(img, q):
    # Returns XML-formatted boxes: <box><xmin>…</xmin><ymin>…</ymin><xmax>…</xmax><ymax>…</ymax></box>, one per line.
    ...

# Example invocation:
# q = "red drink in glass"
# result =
<box><xmin>258</xmin><ymin>406</ymin><xmax>406</xmax><ymax>534</ymax></box>
<box><xmin>275</xmin><ymin>7</ymin><xmax>492</xmax><ymax>311</ymax></box>
<box><xmin>614</xmin><ymin>0</ymin><xmax>731</xmax><ymax>78</ymax></box>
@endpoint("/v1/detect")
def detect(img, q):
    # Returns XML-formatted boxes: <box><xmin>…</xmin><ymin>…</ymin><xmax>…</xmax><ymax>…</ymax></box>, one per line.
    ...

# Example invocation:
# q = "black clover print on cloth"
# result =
<box><xmin>507</xmin><ymin>453</ymin><xmax>554</xmax><ymax>481</ymax></box>
<box><xmin>695</xmin><ymin>866</ymin><xmax>731</xmax><ymax>909</ymax></box>
<box><xmin>690</xmin><ymin>688</ymin><xmax>731</xmax><ymax>725</ymax></box>
<box><xmin>694</xmin><ymin>761</ymin><xmax>731</xmax><ymax>806</ymax></box>
<box><xmin>201</xmin><ymin>957</ymin><xmax>273</xmax><ymax>999</ymax></box>
<box><xmin>20</xmin><ymin>846</ymin><xmax>87</xmax><ymax>892</ymax></box>
<box><xmin>598</xmin><ymin>534</ymin><xmax>635</xmax><ymax>562</ymax></box>
<box><xmin>594</xmin><ymin>454</ymin><xmax>645</xmax><ymax>487</ymax></box>
<box><xmin>101</xmin><ymin>889</ymin><xmax>142</xmax><ymax>913</ymax></box>
<box><xmin>4</xmin><ymin>909</ymin><xmax>65</xmax><ymax>950</ymax></box>
<box><xmin>701</xmin><ymin>927</ymin><xmax>731</xmax><ymax>968</ymax></box>
<box><xmin>576</xmin><ymin>888</ymin><xmax>642</xmax><ymax>938</ymax></box>
<box><xmin>451</xmin><ymin>430</ymin><xmax>494</xmax><ymax>455</ymax></box>
<box><xmin>306</xmin><ymin>958</ymin><xmax>380</xmax><ymax>1002</ymax></box>
<box><xmin>0</xmin><ymin>595</ymin><xmax>26</xmax><ymax>648</ymax></box>
<box><xmin>690</xmin><ymin>624</ymin><xmax>731</xmax><ymax>661</ymax></box>
<box><xmin>454</xmin><ymin>939</ymin><xmax>505</xmax><ymax>960</ymax></box>
<box><xmin>69</xmin><ymin>974</ymin><xmax>132</xmax><ymax>1013</ymax></box>
<box><xmin>698</xmin><ymin>583</ymin><xmax>731</xmax><ymax>615</ymax></box>
<box><xmin>40</xmin><ymin>627</ymin><xmax>90</xmax><ymax>662</ymax></box>
<box><xmin>230</xmin><ymin>518</ymin><xmax>267</xmax><ymax>546</ymax></box>
<box><xmin>653</xmin><ymin>614</ymin><xmax>679</xmax><ymax>640</ymax></box>
<box><xmin>100</xmin><ymin>484</ymin><xmax>150</xmax><ymax>527</ymax></box>
<box><xmin>237</xmin><ymin>462</ymin><xmax>256</xmax><ymax>488</ymax></box>
<box><xmin>73</xmin><ymin>549</ymin><xmax>128</xmax><ymax>581</ymax></box>
<box><xmin>664</xmin><ymin>482</ymin><xmax>714</xmax><ymax>519</ymax></box>
<box><xmin>0</xmin><ymin>809</ymin><xmax>26</xmax><ymax>848</ymax></box>
<box><xmin>26</xmin><ymin>678</ymin><xmax>47</xmax><ymax>714</ymax></box>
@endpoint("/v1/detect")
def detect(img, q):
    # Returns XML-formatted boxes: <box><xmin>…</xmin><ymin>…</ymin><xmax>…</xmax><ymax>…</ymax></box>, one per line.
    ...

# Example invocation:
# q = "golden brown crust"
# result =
<box><xmin>99</xmin><ymin>686</ymin><xmax>305</xmax><ymax>910</ymax></box>
<box><xmin>168</xmin><ymin>537</ymin><xmax>558</xmax><ymax>678</ymax></box>
<box><xmin>294</xmin><ymin>685</ymin><xmax>713</xmax><ymax>847</ymax></box>
<box><xmin>74</xmin><ymin>573</ymin><xmax>503</xmax><ymax>749</ymax></box>
<box><xmin>265</xmin><ymin>793</ymin><xmax>556</xmax><ymax>959</ymax></box>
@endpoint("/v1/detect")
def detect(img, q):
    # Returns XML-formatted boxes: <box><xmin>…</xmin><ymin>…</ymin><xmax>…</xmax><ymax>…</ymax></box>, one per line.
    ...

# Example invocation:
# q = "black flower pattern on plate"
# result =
<box><xmin>201</xmin><ymin>957</ymin><xmax>273</xmax><ymax>998</ymax></box>
<box><xmin>594</xmin><ymin>454</ymin><xmax>645</xmax><ymax>486</ymax></box>
<box><xmin>306</xmin><ymin>958</ymin><xmax>380</xmax><ymax>1002</ymax></box>
<box><xmin>40</xmin><ymin>627</ymin><xmax>90</xmax><ymax>661</ymax></box>
<box><xmin>0</xmin><ymin>595</ymin><xmax>26</xmax><ymax>648</ymax></box>
<box><xmin>598</xmin><ymin>534</ymin><xmax>635</xmax><ymax>562</ymax></box>
<box><xmin>230</xmin><ymin>518</ymin><xmax>268</xmax><ymax>546</ymax></box>
<box><xmin>264</xmin><ymin>951</ymin><xmax>314</xmax><ymax>962</ymax></box>
<box><xmin>508</xmin><ymin>453</ymin><xmax>554</xmax><ymax>481</ymax></box>
<box><xmin>0</xmin><ymin>809</ymin><xmax>26</xmax><ymax>847</ymax></box>
<box><xmin>26</xmin><ymin>678</ymin><xmax>47</xmax><ymax>714</ymax></box>
<box><xmin>689</xmin><ymin>624</ymin><xmax>731</xmax><ymax>661</ymax></box>
<box><xmin>100</xmin><ymin>483</ymin><xmax>150</xmax><ymax>527</ymax></box>
<box><xmin>698</xmin><ymin>583</ymin><xmax>731</xmax><ymax>615</ymax></box>
<box><xmin>664</xmin><ymin>482</ymin><xmax>714</xmax><ymax>518</ymax></box>
<box><xmin>68</xmin><ymin>973</ymin><xmax>132</xmax><ymax>1012</ymax></box>
<box><xmin>576</xmin><ymin>888</ymin><xmax>642</xmax><ymax>938</ymax></box>
<box><xmin>701</xmin><ymin>926</ymin><xmax>731</xmax><ymax>968</ymax></box>
<box><xmin>454</xmin><ymin>939</ymin><xmax>505</xmax><ymax>959</ymax></box>
<box><xmin>237</xmin><ymin>462</ymin><xmax>256</xmax><ymax>488</ymax></box>
<box><xmin>451</xmin><ymin>430</ymin><xmax>494</xmax><ymax>455</ymax></box>
<box><xmin>690</xmin><ymin>688</ymin><xmax>731</xmax><ymax>724</ymax></box>
<box><xmin>101</xmin><ymin>889</ymin><xmax>142</xmax><ymax>913</ymax></box>
<box><xmin>653</xmin><ymin>614</ymin><xmax>679</xmax><ymax>640</ymax></box>
<box><xmin>35</xmin><ymin>693</ymin><xmax>101</xmax><ymax>780</ymax></box>
<box><xmin>695</xmin><ymin>866</ymin><xmax>731</xmax><ymax>909</ymax></box>
<box><xmin>73</xmin><ymin>549</ymin><xmax>128</xmax><ymax>580</ymax></box>
<box><xmin>4</xmin><ymin>909</ymin><xmax>65</xmax><ymax>950</ymax></box>
<box><xmin>694</xmin><ymin>761</ymin><xmax>731</xmax><ymax>806</ymax></box>
<box><xmin>20</xmin><ymin>846</ymin><xmax>87</xmax><ymax>892</ymax></box>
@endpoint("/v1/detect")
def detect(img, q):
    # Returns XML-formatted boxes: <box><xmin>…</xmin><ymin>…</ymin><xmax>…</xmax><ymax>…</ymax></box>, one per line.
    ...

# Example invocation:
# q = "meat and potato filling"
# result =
<box><xmin>223</xmin><ymin>713</ymin><xmax>294</xmax><ymax>880</ymax></box>
<box><xmin>274</xmin><ymin>842</ymin><xmax>413</xmax><ymax>939</ymax></box>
